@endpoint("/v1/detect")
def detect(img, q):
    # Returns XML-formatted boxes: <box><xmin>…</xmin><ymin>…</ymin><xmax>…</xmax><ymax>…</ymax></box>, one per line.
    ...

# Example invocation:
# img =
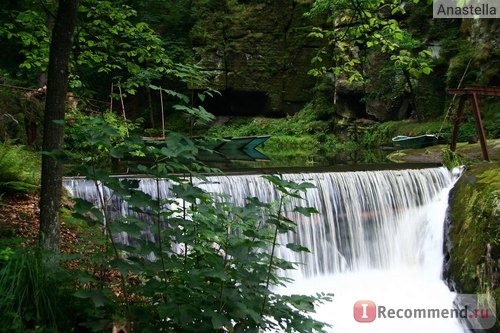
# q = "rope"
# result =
<box><xmin>438</xmin><ymin>58</ymin><xmax>472</xmax><ymax>137</ymax></box>
<box><xmin>159</xmin><ymin>87</ymin><xmax>165</xmax><ymax>139</ymax></box>
<box><xmin>117</xmin><ymin>84</ymin><xmax>129</xmax><ymax>137</ymax></box>
<box><xmin>110</xmin><ymin>82</ymin><xmax>113</xmax><ymax>113</ymax></box>
<box><xmin>1</xmin><ymin>113</ymin><xmax>19</xmax><ymax>124</ymax></box>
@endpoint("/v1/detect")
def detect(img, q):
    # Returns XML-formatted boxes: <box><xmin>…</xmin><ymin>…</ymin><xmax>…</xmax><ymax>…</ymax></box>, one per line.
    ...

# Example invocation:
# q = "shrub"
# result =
<box><xmin>64</xmin><ymin>109</ymin><xmax>143</xmax><ymax>171</ymax></box>
<box><xmin>64</xmin><ymin>121</ymin><xmax>333</xmax><ymax>332</ymax></box>
<box><xmin>0</xmin><ymin>249</ymin><xmax>89</xmax><ymax>332</ymax></box>
<box><xmin>0</xmin><ymin>142</ymin><xmax>40</xmax><ymax>195</ymax></box>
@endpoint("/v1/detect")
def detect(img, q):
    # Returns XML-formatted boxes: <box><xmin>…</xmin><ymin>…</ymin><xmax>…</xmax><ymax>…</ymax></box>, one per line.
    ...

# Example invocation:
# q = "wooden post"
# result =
<box><xmin>450</xmin><ymin>95</ymin><xmax>467</xmax><ymax>152</ymax></box>
<box><xmin>447</xmin><ymin>86</ymin><xmax>499</xmax><ymax>160</ymax></box>
<box><xmin>470</xmin><ymin>92</ymin><xmax>490</xmax><ymax>161</ymax></box>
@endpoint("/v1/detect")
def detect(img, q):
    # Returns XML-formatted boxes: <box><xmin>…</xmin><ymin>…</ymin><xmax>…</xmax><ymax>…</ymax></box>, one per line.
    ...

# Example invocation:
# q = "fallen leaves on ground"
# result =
<box><xmin>0</xmin><ymin>192</ymin><xmax>78</xmax><ymax>251</ymax></box>
<box><xmin>0</xmin><ymin>192</ymin><xmax>132</xmax><ymax>299</ymax></box>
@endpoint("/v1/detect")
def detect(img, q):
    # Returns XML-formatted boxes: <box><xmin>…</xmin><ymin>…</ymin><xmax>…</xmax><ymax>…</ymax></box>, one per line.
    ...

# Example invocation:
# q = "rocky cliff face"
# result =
<box><xmin>190</xmin><ymin>0</ymin><xmax>318</xmax><ymax>117</ymax></box>
<box><xmin>188</xmin><ymin>3</ymin><xmax>498</xmax><ymax>122</ymax></box>
<box><xmin>448</xmin><ymin>19</ymin><xmax>499</xmax><ymax>87</ymax></box>
<box><xmin>188</xmin><ymin>1</ymin><xmax>443</xmax><ymax>121</ymax></box>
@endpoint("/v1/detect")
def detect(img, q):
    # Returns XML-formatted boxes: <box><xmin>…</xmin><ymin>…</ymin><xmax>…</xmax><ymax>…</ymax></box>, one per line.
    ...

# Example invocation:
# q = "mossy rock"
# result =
<box><xmin>190</xmin><ymin>1</ymin><xmax>318</xmax><ymax>115</ymax></box>
<box><xmin>445</xmin><ymin>162</ymin><xmax>500</xmax><ymax>332</ymax></box>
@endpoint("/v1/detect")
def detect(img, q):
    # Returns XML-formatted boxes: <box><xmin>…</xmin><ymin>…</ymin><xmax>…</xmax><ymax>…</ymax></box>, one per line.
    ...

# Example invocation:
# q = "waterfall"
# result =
<box><xmin>64</xmin><ymin>167</ymin><xmax>466</xmax><ymax>332</ymax></box>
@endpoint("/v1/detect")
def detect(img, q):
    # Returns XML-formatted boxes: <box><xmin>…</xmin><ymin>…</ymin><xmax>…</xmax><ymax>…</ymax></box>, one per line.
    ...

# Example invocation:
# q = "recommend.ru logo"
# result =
<box><xmin>353</xmin><ymin>294</ymin><xmax>496</xmax><ymax>329</ymax></box>
<box><xmin>353</xmin><ymin>300</ymin><xmax>377</xmax><ymax>322</ymax></box>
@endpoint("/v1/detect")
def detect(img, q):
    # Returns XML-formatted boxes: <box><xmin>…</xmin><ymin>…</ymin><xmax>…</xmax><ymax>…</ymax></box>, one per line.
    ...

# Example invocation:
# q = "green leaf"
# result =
<box><xmin>128</xmin><ymin>190</ymin><xmax>154</xmax><ymax>208</ymax></box>
<box><xmin>293</xmin><ymin>206</ymin><xmax>319</xmax><ymax>217</ymax></box>
<box><xmin>286</xmin><ymin>243</ymin><xmax>311</xmax><ymax>253</ymax></box>
<box><xmin>171</xmin><ymin>184</ymin><xmax>208</xmax><ymax>203</ymax></box>
<box><xmin>211</xmin><ymin>312</ymin><xmax>229</xmax><ymax>329</ymax></box>
<box><xmin>73</xmin><ymin>290</ymin><xmax>109</xmax><ymax>307</ymax></box>
<box><xmin>197</xmin><ymin>92</ymin><xmax>206</xmax><ymax>102</ymax></box>
<box><xmin>110</xmin><ymin>219</ymin><xmax>144</xmax><ymax>237</ymax></box>
<box><xmin>73</xmin><ymin>198</ymin><xmax>94</xmax><ymax>214</ymax></box>
<box><xmin>158</xmin><ymin>88</ymin><xmax>189</xmax><ymax>104</ymax></box>
<box><xmin>287</xmin><ymin>294</ymin><xmax>316</xmax><ymax>312</ymax></box>
<box><xmin>110</xmin><ymin>147</ymin><xmax>124</xmax><ymax>158</ymax></box>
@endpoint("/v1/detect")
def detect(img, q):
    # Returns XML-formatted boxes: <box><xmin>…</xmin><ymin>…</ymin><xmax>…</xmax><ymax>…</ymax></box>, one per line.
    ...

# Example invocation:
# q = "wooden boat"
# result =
<box><xmin>392</xmin><ymin>134</ymin><xmax>439</xmax><ymax>149</ymax></box>
<box><xmin>212</xmin><ymin>135</ymin><xmax>270</xmax><ymax>161</ymax></box>
<box><xmin>217</xmin><ymin>136</ymin><xmax>258</xmax><ymax>152</ymax></box>
<box><xmin>139</xmin><ymin>135</ymin><xmax>270</xmax><ymax>162</ymax></box>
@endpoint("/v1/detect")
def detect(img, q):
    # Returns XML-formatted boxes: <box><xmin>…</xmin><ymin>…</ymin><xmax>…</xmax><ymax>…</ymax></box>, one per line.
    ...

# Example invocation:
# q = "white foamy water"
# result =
<box><xmin>64</xmin><ymin>167</ymin><xmax>466</xmax><ymax>332</ymax></box>
<box><xmin>275</xmin><ymin>178</ymin><xmax>465</xmax><ymax>332</ymax></box>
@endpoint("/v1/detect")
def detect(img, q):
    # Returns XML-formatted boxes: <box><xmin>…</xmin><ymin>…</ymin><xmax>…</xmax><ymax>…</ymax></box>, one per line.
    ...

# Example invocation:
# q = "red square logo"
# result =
<box><xmin>353</xmin><ymin>300</ymin><xmax>377</xmax><ymax>322</ymax></box>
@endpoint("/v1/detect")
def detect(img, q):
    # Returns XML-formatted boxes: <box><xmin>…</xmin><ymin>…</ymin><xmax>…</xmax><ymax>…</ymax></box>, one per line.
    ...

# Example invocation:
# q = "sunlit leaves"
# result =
<box><xmin>0</xmin><ymin>10</ymin><xmax>51</xmax><ymax>74</ymax></box>
<box><xmin>307</xmin><ymin>0</ymin><xmax>433</xmax><ymax>84</ymax></box>
<box><xmin>75</xmin><ymin>0</ymin><xmax>173</xmax><ymax>94</ymax></box>
<box><xmin>2</xmin><ymin>0</ymin><xmax>174</xmax><ymax>95</ymax></box>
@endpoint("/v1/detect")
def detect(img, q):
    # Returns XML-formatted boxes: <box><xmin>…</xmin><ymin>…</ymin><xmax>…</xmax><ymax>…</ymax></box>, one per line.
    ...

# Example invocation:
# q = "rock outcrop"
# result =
<box><xmin>190</xmin><ymin>0</ymin><xmax>318</xmax><ymax>116</ymax></box>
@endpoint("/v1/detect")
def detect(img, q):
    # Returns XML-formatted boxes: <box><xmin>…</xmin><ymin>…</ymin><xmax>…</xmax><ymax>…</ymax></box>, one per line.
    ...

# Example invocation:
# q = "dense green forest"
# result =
<box><xmin>1</xmin><ymin>0</ymin><xmax>498</xmax><ymax>152</ymax></box>
<box><xmin>0</xmin><ymin>0</ymin><xmax>498</xmax><ymax>332</ymax></box>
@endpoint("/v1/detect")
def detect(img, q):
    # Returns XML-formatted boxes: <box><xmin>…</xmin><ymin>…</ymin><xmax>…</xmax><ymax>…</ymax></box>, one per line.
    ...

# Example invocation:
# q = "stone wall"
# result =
<box><xmin>190</xmin><ymin>0</ymin><xmax>318</xmax><ymax>116</ymax></box>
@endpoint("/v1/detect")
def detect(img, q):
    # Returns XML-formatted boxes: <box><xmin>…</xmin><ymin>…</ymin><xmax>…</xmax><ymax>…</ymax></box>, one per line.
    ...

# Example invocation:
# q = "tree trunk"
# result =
<box><xmin>402</xmin><ymin>69</ymin><xmax>418</xmax><ymax>119</ymax></box>
<box><xmin>39</xmin><ymin>0</ymin><xmax>79</xmax><ymax>252</ymax></box>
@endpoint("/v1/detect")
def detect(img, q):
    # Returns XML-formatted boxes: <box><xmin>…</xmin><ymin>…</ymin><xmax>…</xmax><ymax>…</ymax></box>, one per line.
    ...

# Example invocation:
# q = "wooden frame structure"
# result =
<box><xmin>447</xmin><ymin>86</ymin><xmax>500</xmax><ymax>161</ymax></box>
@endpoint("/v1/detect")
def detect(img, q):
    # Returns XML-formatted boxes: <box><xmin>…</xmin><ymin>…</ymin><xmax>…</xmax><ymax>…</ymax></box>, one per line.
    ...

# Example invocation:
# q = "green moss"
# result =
<box><xmin>446</xmin><ymin>162</ymin><xmax>500</xmax><ymax>331</ymax></box>
<box><xmin>206</xmin><ymin>104</ymin><xmax>330</xmax><ymax>138</ymax></box>
<box><xmin>257</xmin><ymin>135</ymin><xmax>321</xmax><ymax>166</ymax></box>
<box><xmin>442</xmin><ymin>148</ymin><xmax>470</xmax><ymax>169</ymax></box>
<box><xmin>0</xmin><ymin>143</ymin><xmax>40</xmax><ymax>195</ymax></box>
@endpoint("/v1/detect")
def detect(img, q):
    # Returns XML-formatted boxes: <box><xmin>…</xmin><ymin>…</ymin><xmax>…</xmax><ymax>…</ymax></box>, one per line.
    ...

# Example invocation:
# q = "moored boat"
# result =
<box><xmin>392</xmin><ymin>134</ymin><xmax>439</xmax><ymax>149</ymax></box>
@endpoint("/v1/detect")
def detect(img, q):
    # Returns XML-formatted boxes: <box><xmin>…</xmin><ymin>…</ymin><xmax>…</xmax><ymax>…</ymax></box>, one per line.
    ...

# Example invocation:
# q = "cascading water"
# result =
<box><xmin>64</xmin><ymin>167</ymin><xmax>466</xmax><ymax>332</ymax></box>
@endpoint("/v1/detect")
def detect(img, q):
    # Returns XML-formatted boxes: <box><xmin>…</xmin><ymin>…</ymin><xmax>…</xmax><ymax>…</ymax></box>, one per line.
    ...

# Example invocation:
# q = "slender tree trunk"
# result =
<box><xmin>39</xmin><ymin>0</ymin><xmax>79</xmax><ymax>252</ymax></box>
<box><xmin>402</xmin><ymin>69</ymin><xmax>418</xmax><ymax>119</ymax></box>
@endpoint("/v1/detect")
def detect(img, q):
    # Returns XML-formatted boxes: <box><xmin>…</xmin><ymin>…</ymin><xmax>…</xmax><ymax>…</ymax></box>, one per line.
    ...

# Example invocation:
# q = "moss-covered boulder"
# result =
<box><xmin>445</xmin><ymin>162</ymin><xmax>500</xmax><ymax>331</ymax></box>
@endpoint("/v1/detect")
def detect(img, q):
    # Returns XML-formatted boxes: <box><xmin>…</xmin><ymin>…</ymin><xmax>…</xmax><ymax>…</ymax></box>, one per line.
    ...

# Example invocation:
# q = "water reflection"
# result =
<box><xmin>216</xmin><ymin>147</ymin><xmax>395</xmax><ymax>170</ymax></box>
